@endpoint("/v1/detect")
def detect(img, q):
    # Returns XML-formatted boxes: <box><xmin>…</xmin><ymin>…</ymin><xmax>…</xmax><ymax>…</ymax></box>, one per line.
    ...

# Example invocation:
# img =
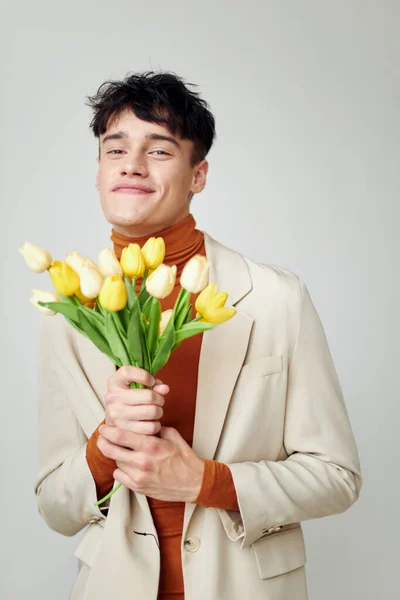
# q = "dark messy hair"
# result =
<box><xmin>85</xmin><ymin>70</ymin><xmax>216</xmax><ymax>167</ymax></box>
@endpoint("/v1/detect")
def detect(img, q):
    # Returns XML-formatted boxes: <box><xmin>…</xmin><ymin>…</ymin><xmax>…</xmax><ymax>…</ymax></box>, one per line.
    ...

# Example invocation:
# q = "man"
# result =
<box><xmin>34</xmin><ymin>71</ymin><xmax>362</xmax><ymax>600</ymax></box>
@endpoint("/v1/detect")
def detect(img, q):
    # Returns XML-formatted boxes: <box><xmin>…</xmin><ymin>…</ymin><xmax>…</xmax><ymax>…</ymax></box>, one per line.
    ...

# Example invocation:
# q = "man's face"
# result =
<box><xmin>95</xmin><ymin>109</ymin><xmax>208</xmax><ymax>236</ymax></box>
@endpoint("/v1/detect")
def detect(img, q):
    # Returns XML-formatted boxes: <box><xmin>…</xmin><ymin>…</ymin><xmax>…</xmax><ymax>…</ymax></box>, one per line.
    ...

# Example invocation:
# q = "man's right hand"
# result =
<box><xmin>104</xmin><ymin>365</ymin><xmax>169</xmax><ymax>436</ymax></box>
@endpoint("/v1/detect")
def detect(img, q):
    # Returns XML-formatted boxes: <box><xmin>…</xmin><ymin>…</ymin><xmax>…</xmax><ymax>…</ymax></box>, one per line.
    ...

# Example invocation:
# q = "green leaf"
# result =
<box><xmin>106</xmin><ymin>311</ymin><xmax>131</xmax><ymax>365</ymax></box>
<box><xmin>138</xmin><ymin>287</ymin><xmax>150</xmax><ymax>309</ymax></box>
<box><xmin>140</xmin><ymin>313</ymin><xmax>151</xmax><ymax>372</ymax></box>
<box><xmin>127</xmin><ymin>300</ymin><xmax>144</xmax><ymax>365</ymax></box>
<box><xmin>173</xmin><ymin>321</ymin><xmax>215</xmax><ymax>349</ymax></box>
<box><xmin>174</xmin><ymin>289</ymin><xmax>191</xmax><ymax>330</ymax></box>
<box><xmin>95</xmin><ymin>298</ymin><xmax>107</xmax><ymax>317</ymax></box>
<box><xmin>151</xmin><ymin>324</ymin><xmax>175</xmax><ymax>375</ymax></box>
<box><xmin>125</xmin><ymin>276</ymin><xmax>136</xmax><ymax>310</ymax></box>
<box><xmin>78</xmin><ymin>310</ymin><xmax>116</xmax><ymax>362</ymax></box>
<box><xmin>146</xmin><ymin>297</ymin><xmax>161</xmax><ymax>362</ymax></box>
<box><xmin>78</xmin><ymin>305</ymin><xmax>106</xmax><ymax>335</ymax></box>
<box><xmin>61</xmin><ymin>294</ymin><xmax>81</xmax><ymax>306</ymax></box>
<box><xmin>38</xmin><ymin>301</ymin><xmax>80</xmax><ymax>321</ymax></box>
<box><xmin>183</xmin><ymin>303</ymin><xmax>193</xmax><ymax>325</ymax></box>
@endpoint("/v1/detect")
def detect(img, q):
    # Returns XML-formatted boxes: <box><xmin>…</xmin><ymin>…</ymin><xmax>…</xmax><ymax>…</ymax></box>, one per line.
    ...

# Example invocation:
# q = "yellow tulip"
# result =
<box><xmin>145</xmin><ymin>264</ymin><xmax>177</xmax><ymax>299</ymax></box>
<box><xmin>98</xmin><ymin>248</ymin><xmax>123</xmax><ymax>278</ymax></box>
<box><xmin>120</xmin><ymin>243</ymin><xmax>146</xmax><ymax>278</ymax></box>
<box><xmin>180</xmin><ymin>255</ymin><xmax>209</xmax><ymax>293</ymax></box>
<box><xmin>141</xmin><ymin>237</ymin><xmax>165</xmax><ymax>270</ymax></box>
<box><xmin>29</xmin><ymin>289</ymin><xmax>60</xmax><ymax>315</ymax></box>
<box><xmin>79</xmin><ymin>261</ymin><xmax>104</xmax><ymax>298</ymax></box>
<box><xmin>159</xmin><ymin>309</ymin><xmax>173</xmax><ymax>335</ymax></box>
<box><xmin>195</xmin><ymin>283</ymin><xmax>236</xmax><ymax>324</ymax></box>
<box><xmin>49</xmin><ymin>260</ymin><xmax>80</xmax><ymax>296</ymax></box>
<box><xmin>99</xmin><ymin>276</ymin><xmax>127</xmax><ymax>311</ymax></box>
<box><xmin>19</xmin><ymin>242</ymin><xmax>53</xmax><ymax>273</ymax></box>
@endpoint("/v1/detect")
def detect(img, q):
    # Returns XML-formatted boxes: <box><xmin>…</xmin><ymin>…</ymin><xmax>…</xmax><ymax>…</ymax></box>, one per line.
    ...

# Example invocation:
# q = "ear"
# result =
<box><xmin>190</xmin><ymin>160</ymin><xmax>209</xmax><ymax>195</ymax></box>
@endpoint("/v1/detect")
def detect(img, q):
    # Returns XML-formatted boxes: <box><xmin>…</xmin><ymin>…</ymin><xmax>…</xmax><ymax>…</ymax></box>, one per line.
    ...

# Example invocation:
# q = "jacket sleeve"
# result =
<box><xmin>217</xmin><ymin>277</ymin><xmax>363</xmax><ymax>548</ymax></box>
<box><xmin>33</xmin><ymin>315</ymin><xmax>111</xmax><ymax>537</ymax></box>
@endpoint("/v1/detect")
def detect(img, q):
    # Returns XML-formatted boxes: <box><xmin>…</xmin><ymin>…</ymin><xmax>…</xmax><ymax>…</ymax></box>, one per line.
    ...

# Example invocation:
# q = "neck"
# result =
<box><xmin>110</xmin><ymin>213</ymin><xmax>205</xmax><ymax>278</ymax></box>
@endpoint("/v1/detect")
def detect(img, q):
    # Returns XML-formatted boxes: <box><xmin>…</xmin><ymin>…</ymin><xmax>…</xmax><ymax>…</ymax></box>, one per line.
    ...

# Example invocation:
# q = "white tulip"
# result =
<box><xmin>66</xmin><ymin>251</ymin><xmax>98</xmax><ymax>275</ymax></box>
<box><xmin>159</xmin><ymin>309</ymin><xmax>173</xmax><ymax>335</ymax></box>
<box><xmin>98</xmin><ymin>248</ymin><xmax>123</xmax><ymax>277</ymax></box>
<box><xmin>146</xmin><ymin>264</ymin><xmax>177</xmax><ymax>299</ymax></box>
<box><xmin>29</xmin><ymin>289</ymin><xmax>60</xmax><ymax>315</ymax></box>
<box><xmin>19</xmin><ymin>242</ymin><xmax>53</xmax><ymax>273</ymax></box>
<box><xmin>79</xmin><ymin>261</ymin><xmax>104</xmax><ymax>298</ymax></box>
<box><xmin>180</xmin><ymin>255</ymin><xmax>209</xmax><ymax>293</ymax></box>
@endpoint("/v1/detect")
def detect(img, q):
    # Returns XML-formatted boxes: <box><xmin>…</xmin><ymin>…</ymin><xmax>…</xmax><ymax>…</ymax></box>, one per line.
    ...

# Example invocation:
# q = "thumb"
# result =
<box><xmin>159</xmin><ymin>426</ymin><xmax>186</xmax><ymax>446</ymax></box>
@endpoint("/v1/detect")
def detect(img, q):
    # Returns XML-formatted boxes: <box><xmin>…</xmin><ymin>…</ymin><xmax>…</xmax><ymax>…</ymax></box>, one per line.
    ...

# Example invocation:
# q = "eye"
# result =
<box><xmin>107</xmin><ymin>149</ymin><xmax>125</xmax><ymax>155</ymax></box>
<box><xmin>150</xmin><ymin>150</ymin><xmax>169</xmax><ymax>156</ymax></box>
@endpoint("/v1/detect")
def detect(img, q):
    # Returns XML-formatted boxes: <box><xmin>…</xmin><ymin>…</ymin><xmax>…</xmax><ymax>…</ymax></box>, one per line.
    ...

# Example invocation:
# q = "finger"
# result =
<box><xmin>122</xmin><ymin>420</ymin><xmax>162</xmax><ymax>435</ymax></box>
<box><xmin>99</xmin><ymin>424</ymin><xmax>157</xmax><ymax>452</ymax></box>
<box><xmin>111</xmin><ymin>365</ymin><xmax>155</xmax><ymax>389</ymax></box>
<box><xmin>106</xmin><ymin>387</ymin><xmax>166</xmax><ymax>408</ymax></box>
<box><xmin>97</xmin><ymin>437</ymin><xmax>133</xmax><ymax>461</ymax></box>
<box><xmin>152</xmin><ymin>383</ymin><xmax>170</xmax><ymax>396</ymax></box>
<box><xmin>113</xmin><ymin>468</ymin><xmax>132</xmax><ymax>488</ymax></box>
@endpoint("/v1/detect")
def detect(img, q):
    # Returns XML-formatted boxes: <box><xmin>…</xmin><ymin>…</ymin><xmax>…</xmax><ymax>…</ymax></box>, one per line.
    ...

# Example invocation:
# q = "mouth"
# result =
<box><xmin>114</xmin><ymin>188</ymin><xmax>154</xmax><ymax>195</ymax></box>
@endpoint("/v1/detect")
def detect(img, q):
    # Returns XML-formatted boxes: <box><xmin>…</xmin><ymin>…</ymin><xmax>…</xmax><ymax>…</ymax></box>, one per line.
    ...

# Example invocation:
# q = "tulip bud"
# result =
<box><xmin>99</xmin><ymin>276</ymin><xmax>127</xmax><ymax>311</ymax></box>
<box><xmin>159</xmin><ymin>309</ymin><xmax>173</xmax><ymax>335</ymax></box>
<box><xmin>141</xmin><ymin>237</ymin><xmax>165</xmax><ymax>270</ymax></box>
<box><xmin>49</xmin><ymin>260</ymin><xmax>80</xmax><ymax>296</ymax></box>
<box><xmin>79</xmin><ymin>261</ymin><xmax>104</xmax><ymax>298</ymax></box>
<box><xmin>145</xmin><ymin>264</ymin><xmax>177</xmax><ymax>299</ymax></box>
<box><xmin>120</xmin><ymin>243</ymin><xmax>146</xmax><ymax>278</ymax></box>
<box><xmin>180</xmin><ymin>255</ymin><xmax>209</xmax><ymax>293</ymax></box>
<box><xmin>66</xmin><ymin>251</ymin><xmax>98</xmax><ymax>275</ymax></box>
<box><xmin>98</xmin><ymin>248</ymin><xmax>123</xmax><ymax>278</ymax></box>
<box><xmin>29</xmin><ymin>289</ymin><xmax>60</xmax><ymax>315</ymax></box>
<box><xmin>19</xmin><ymin>242</ymin><xmax>53</xmax><ymax>273</ymax></box>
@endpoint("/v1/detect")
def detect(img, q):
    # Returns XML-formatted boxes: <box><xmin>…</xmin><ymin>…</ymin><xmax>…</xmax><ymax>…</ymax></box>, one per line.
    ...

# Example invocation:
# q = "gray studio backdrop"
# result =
<box><xmin>1</xmin><ymin>1</ymin><xmax>398</xmax><ymax>598</ymax></box>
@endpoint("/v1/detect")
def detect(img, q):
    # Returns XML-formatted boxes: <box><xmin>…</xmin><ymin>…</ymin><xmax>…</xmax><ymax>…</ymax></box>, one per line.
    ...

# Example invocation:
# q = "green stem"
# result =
<box><xmin>139</xmin><ymin>269</ymin><xmax>149</xmax><ymax>294</ymax></box>
<box><xmin>94</xmin><ymin>482</ymin><xmax>122</xmax><ymax>506</ymax></box>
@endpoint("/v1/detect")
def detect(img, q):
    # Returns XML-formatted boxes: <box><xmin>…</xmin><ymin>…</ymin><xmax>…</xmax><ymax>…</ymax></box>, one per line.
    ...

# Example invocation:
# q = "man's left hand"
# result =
<box><xmin>97</xmin><ymin>424</ymin><xmax>205</xmax><ymax>503</ymax></box>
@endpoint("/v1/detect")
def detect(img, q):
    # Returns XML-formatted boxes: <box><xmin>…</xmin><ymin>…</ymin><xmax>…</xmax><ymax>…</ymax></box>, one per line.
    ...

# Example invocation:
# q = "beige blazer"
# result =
<box><xmin>34</xmin><ymin>231</ymin><xmax>362</xmax><ymax>600</ymax></box>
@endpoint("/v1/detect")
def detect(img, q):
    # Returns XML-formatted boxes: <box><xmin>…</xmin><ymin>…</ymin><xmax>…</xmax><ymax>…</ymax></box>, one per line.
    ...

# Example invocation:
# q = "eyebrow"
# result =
<box><xmin>101</xmin><ymin>130</ymin><xmax>181</xmax><ymax>148</ymax></box>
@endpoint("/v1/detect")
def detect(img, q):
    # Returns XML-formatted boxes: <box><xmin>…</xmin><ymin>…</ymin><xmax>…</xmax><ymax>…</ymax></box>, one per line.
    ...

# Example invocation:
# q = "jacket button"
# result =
<box><xmin>184</xmin><ymin>536</ymin><xmax>201</xmax><ymax>552</ymax></box>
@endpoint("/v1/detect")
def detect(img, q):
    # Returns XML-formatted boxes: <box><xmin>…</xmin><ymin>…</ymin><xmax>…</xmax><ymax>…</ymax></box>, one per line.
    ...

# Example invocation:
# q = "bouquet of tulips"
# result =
<box><xmin>20</xmin><ymin>237</ymin><xmax>236</xmax><ymax>506</ymax></box>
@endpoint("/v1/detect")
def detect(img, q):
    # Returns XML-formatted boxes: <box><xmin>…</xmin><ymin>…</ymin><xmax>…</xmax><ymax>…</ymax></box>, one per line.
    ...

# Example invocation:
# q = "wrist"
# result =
<box><xmin>189</xmin><ymin>457</ymin><xmax>205</xmax><ymax>503</ymax></box>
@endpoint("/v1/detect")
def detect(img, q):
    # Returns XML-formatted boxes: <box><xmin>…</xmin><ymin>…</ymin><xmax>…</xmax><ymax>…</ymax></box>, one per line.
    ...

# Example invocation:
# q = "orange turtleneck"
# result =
<box><xmin>85</xmin><ymin>213</ymin><xmax>239</xmax><ymax>600</ymax></box>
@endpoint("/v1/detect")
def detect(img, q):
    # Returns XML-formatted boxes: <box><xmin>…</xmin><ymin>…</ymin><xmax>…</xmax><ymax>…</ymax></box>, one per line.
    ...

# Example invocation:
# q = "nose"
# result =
<box><xmin>120</xmin><ymin>153</ymin><xmax>148</xmax><ymax>177</ymax></box>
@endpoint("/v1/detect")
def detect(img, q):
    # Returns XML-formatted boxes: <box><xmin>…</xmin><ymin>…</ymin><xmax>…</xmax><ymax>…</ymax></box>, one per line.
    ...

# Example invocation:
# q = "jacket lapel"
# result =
<box><xmin>182</xmin><ymin>232</ymin><xmax>253</xmax><ymax>535</ymax></box>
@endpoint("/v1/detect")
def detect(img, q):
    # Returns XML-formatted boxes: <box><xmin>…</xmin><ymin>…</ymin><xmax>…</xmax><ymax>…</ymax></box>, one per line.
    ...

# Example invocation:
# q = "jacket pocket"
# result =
<box><xmin>73</xmin><ymin>521</ymin><xmax>105</xmax><ymax>568</ymax></box>
<box><xmin>239</xmin><ymin>354</ymin><xmax>283</xmax><ymax>381</ymax></box>
<box><xmin>250</xmin><ymin>525</ymin><xmax>307</xmax><ymax>579</ymax></box>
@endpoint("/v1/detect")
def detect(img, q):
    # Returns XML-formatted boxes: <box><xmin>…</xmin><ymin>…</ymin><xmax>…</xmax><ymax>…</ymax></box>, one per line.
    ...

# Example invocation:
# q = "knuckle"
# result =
<box><xmin>150</xmin><ymin>390</ymin><xmax>164</xmax><ymax>407</ymax></box>
<box><xmin>105</xmin><ymin>391</ymin><xmax>117</xmax><ymax>405</ymax></box>
<box><xmin>148</xmin><ymin>404</ymin><xmax>162</xmax><ymax>419</ymax></box>
<box><xmin>141</xmin><ymin>389</ymin><xmax>154</xmax><ymax>404</ymax></box>
<box><xmin>140</xmin><ymin>458</ymin><xmax>153</xmax><ymax>472</ymax></box>
<box><xmin>149</xmin><ymin>421</ymin><xmax>161</xmax><ymax>434</ymax></box>
<box><xmin>114</xmin><ymin>429</ymin><xmax>126</xmax><ymax>445</ymax></box>
<box><xmin>133</xmin><ymin>471</ymin><xmax>147</xmax><ymax>486</ymax></box>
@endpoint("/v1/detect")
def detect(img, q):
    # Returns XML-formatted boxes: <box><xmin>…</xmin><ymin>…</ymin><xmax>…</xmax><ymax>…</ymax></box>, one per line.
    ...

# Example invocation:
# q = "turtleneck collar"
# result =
<box><xmin>110</xmin><ymin>213</ymin><xmax>205</xmax><ymax>277</ymax></box>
